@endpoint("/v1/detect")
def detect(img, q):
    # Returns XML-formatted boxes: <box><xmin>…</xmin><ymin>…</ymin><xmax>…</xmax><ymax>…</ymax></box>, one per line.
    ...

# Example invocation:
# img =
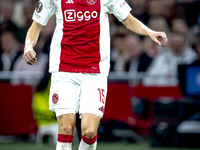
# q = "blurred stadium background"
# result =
<box><xmin>0</xmin><ymin>0</ymin><xmax>200</xmax><ymax>150</ymax></box>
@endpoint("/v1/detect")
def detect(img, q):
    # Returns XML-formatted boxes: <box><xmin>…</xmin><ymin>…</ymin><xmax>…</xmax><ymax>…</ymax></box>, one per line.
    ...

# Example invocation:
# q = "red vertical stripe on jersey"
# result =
<box><xmin>60</xmin><ymin>0</ymin><xmax>101</xmax><ymax>73</ymax></box>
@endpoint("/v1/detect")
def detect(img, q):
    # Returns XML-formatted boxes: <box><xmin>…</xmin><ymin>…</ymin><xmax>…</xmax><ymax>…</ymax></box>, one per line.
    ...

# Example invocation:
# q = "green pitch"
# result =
<box><xmin>0</xmin><ymin>142</ymin><xmax>200</xmax><ymax>150</ymax></box>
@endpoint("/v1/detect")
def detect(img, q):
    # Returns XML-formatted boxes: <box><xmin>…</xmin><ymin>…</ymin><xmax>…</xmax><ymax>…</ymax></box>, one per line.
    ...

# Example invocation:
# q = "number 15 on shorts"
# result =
<box><xmin>98</xmin><ymin>88</ymin><xmax>105</xmax><ymax>104</ymax></box>
<box><xmin>98</xmin><ymin>88</ymin><xmax>106</xmax><ymax>113</ymax></box>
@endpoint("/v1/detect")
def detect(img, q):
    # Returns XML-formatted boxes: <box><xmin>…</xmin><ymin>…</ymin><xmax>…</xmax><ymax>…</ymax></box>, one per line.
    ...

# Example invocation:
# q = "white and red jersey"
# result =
<box><xmin>33</xmin><ymin>0</ymin><xmax>131</xmax><ymax>76</ymax></box>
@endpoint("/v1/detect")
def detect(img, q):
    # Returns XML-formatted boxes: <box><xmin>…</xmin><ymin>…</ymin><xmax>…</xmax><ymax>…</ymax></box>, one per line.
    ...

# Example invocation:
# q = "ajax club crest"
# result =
<box><xmin>52</xmin><ymin>93</ymin><xmax>59</xmax><ymax>104</ymax></box>
<box><xmin>86</xmin><ymin>0</ymin><xmax>97</xmax><ymax>5</ymax></box>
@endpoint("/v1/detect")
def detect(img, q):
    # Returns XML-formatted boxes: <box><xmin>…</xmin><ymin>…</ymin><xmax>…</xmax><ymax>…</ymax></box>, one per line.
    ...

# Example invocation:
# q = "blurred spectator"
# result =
<box><xmin>11</xmin><ymin>0</ymin><xmax>37</xmax><ymax>43</ymax></box>
<box><xmin>0</xmin><ymin>31</ymin><xmax>23</xmax><ymax>71</ymax></box>
<box><xmin>110</xmin><ymin>24</ymin><xmax>130</xmax><ymax>71</ymax></box>
<box><xmin>129</xmin><ymin>0</ymin><xmax>149</xmax><ymax>24</ymax></box>
<box><xmin>11</xmin><ymin>0</ymin><xmax>26</xmax><ymax>28</ymax></box>
<box><xmin>110</xmin><ymin>33</ymin><xmax>126</xmax><ymax>71</ymax></box>
<box><xmin>171</xmin><ymin>17</ymin><xmax>191</xmax><ymax>47</ymax></box>
<box><xmin>143</xmin><ymin>32</ymin><xmax>197</xmax><ymax>86</ymax></box>
<box><xmin>161</xmin><ymin>0</ymin><xmax>176</xmax><ymax>26</ymax></box>
<box><xmin>23</xmin><ymin>0</ymin><xmax>37</xmax><ymax>29</ymax></box>
<box><xmin>0</xmin><ymin>0</ymin><xmax>18</xmax><ymax>32</ymax></box>
<box><xmin>111</xmin><ymin>34</ymin><xmax>152</xmax><ymax>73</ymax></box>
<box><xmin>124</xmin><ymin>34</ymin><xmax>153</xmax><ymax>74</ymax></box>
<box><xmin>177</xmin><ymin>0</ymin><xmax>200</xmax><ymax>27</ymax></box>
<box><xmin>12</xmin><ymin>0</ymin><xmax>36</xmax><ymax>28</ymax></box>
<box><xmin>0</xmin><ymin>0</ymin><xmax>37</xmax><ymax>43</ymax></box>
<box><xmin>148</xmin><ymin>0</ymin><xmax>163</xmax><ymax>17</ymax></box>
<box><xmin>171</xmin><ymin>18</ymin><xmax>188</xmax><ymax>34</ymax></box>
<box><xmin>123</xmin><ymin>34</ymin><xmax>142</xmax><ymax>73</ymax></box>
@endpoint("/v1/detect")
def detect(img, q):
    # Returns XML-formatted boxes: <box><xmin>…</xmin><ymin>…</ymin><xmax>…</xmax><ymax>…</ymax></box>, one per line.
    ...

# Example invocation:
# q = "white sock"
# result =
<box><xmin>78</xmin><ymin>139</ymin><xmax>97</xmax><ymax>150</ymax></box>
<box><xmin>56</xmin><ymin>141</ymin><xmax>72</xmax><ymax>150</ymax></box>
<box><xmin>56</xmin><ymin>134</ymin><xmax>74</xmax><ymax>150</ymax></box>
<box><xmin>78</xmin><ymin>135</ymin><xmax>97</xmax><ymax>150</ymax></box>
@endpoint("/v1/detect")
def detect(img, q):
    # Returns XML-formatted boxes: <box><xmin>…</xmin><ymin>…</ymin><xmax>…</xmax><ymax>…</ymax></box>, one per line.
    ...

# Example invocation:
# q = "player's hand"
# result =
<box><xmin>148</xmin><ymin>31</ymin><xmax>168</xmax><ymax>48</ymax></box>
<box><xmin>23</xmin><ymin>48</ymin><xmax>37</xmax><ymax>65</ymax></box>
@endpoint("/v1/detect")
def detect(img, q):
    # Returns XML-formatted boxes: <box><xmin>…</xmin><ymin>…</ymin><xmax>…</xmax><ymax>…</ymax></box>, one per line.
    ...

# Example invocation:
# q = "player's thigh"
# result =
<box><xmin>81</xmin><ymin>113</ymin><xmax>101</xmax><ymax>137</ymax></box>
<box><xmin>49</xmin><ymin>72</ymin><xmax>80</xmax><ymax>112</ymax></box>
<box><xmin>56</xmin><ymin>113</ymin><xmax>76</xmax><ymax>135</ymax></box>
<box><xmin>79</xmin><ymin>74</ymin><xmax>107</xmax><ymax>118</ymax></box>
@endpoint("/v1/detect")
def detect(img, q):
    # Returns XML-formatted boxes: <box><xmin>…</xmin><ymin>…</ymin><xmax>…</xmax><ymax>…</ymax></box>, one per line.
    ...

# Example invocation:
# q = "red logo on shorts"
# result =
<box><xmin>52</xmin><ymin>93</ymin><xmax>59</xmax><ymax>104</ymax></box>
<box><xmin>86</xmin><ymin>0</ymin><xmax>97</xmax><ymax>5</ymax></box>
<box><xmin>99</xmin><ymin>106</ymin><xmax>105</xmax><ymax>113</ymax></box>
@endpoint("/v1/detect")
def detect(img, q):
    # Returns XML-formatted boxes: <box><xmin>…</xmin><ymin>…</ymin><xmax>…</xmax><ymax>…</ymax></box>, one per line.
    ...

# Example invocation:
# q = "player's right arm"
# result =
<box><xmin>121</xmin><ymin>14</ymin><xmax>167</xmax><ymax>48</ymax></box>
<box><xmin>23</xmin><ymin>21</ymin><xmax>43</xmax><ymax>65</ymax></box>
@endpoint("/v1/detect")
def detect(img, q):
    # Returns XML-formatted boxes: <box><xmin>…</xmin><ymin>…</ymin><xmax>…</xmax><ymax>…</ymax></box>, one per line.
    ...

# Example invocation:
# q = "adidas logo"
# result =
<box><xmin>66</xmin><ymin>0</ymin><xmax>74</xmax><ymax>3</ymax></box>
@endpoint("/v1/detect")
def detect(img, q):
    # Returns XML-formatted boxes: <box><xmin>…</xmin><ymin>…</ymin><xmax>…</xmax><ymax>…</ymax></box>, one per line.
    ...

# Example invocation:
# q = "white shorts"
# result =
<box><xmin>49</xmin><ymin>72</ymin><xmax>107</xmax><ymax>118</ymax></box>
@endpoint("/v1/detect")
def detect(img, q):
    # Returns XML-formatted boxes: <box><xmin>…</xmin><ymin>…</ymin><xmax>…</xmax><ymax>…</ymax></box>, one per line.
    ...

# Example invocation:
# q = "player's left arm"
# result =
<box><xmin>121</xmin><ymin>14</ymin><xmax>168</xmax><ymax>48</ymax></box>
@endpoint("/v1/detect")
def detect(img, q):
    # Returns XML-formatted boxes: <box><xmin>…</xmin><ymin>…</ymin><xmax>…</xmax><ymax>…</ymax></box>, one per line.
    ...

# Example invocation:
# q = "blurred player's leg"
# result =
<box><xmin>56</xmin><ymin>113</ymin><xmax>76</xmax><ymax>150</ymax></box>
<box><xmin>78</xmin><ymin>114</ymin><xmax>100</xmax><ymax>150</ymax></box>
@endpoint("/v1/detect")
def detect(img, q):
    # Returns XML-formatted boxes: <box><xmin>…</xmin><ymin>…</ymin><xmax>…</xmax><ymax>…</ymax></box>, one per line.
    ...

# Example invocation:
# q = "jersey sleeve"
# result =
<box><xmin>106</xmin><ymin>0</ymin><xmax>131</xmax><ymax>22</ymax></box>
<box><xmin>32</xmin><ymin>0</ymin><xmax>56</xmax><ymax>26</ymax></box>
